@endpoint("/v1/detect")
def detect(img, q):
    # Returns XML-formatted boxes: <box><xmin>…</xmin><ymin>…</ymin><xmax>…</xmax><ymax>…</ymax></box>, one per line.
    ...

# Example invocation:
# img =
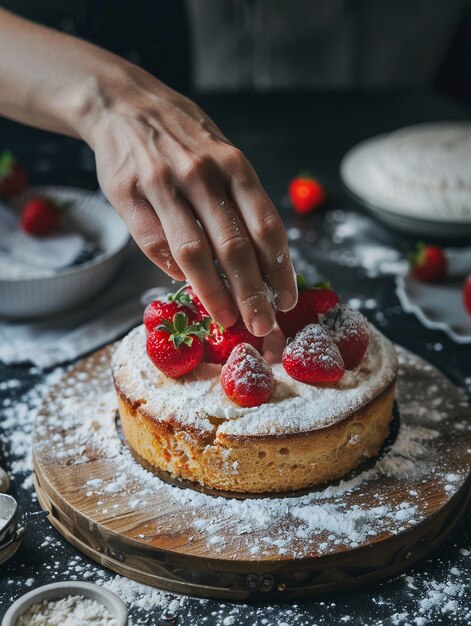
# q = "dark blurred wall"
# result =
<box><xmin>2</xmin><ymin>0</ymin><xmax>471</xmax><ymax>103</ymax></box>
<box><xmin>1</xmin><ymin>0</ymin><xmax>191</xmax><ymax>94</ymax></box>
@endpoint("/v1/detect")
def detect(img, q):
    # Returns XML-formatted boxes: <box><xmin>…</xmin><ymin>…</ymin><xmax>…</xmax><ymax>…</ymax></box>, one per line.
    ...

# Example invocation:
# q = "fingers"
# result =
<box><xmin>179</xmin><ymin>157</ymin><xmax>275</xmax><ymax>336</ymax></box>
<box><xmin>142</xmin><ymin>172</ymin><xmax>239</xmax><ymax>329</ymax></box>
<box><xmin>224</xmin><ymin>151</ymin><xmax>298</xmax><ymax>313</ymax></box>
<box><xmin>108</xmin><ymin>189</ymin><xmax>185</xmax><ymax>281</ymax></box>
<box><xmin>101</xmin><ymin>138</ymin><xmax>295</xmax><ymax>335</ymax></box>
<box><xmin>233</xmin><ymin>182</ymin><xmax>297</xmax><ymax>311</ymax></box>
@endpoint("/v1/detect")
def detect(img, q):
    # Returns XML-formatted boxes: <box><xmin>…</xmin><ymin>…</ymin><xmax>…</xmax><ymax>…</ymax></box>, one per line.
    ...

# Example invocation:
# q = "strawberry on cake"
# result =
<box><xmin>112</xmin><ymin>281</ymin><xmax>397</xmax><ymax>494</ymax></box>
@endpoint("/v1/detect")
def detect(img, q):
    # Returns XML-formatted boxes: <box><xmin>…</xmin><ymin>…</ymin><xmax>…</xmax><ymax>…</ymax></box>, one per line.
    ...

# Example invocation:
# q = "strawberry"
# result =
<box><xmin>282</xmin><ymin>324</ymin><xmax>344</xmax><ymax>384</ymax></box>
<box><xmin>275</xmin><ymin>275</ymin><xmax>340</xmax><ymax>339</ymax></box>
<box><xmin>204</xmin><ymin>319</ymin><xmax>264</xmax><ymax>365</ymax></box>
<box><xmin>463</xmin><ymin>275</ymin><xmax>471</xmax><ymax>316</ymax></box>
<box><xmin>308</xmin><ymin>281</ymin><xmax>341</xmax><ymax>314</ymax></box>
<box><xmin>144</xmin><ymin>284</ymin><xmax>202</xmax><ymax>334</ymax></box>
<box><xmin>289</xmin><ymin>174</ymin><xmax>326</xmax><ymax>214</ymax></box>
<box><xmin>409</xmin><ymin>243</ymin><xmax>447</xmax><ymax>283</ymax></box>
<box><xmin>185</xmin><ymin>285</ymin><xmax>209</xmax><ymax>318</ymax></box>
<box><xmin>321</xmin><ymin>304</ymin><xmax>369</xmax><ymax>370</ymax></box>
<box><xmin>146</xmin><ymin>312</ymin><xmax>208</xmax><ymax>378</ymax></box>
<box><xmin>0</xmin><ymin>150</ymin><xmax>27</xmax><ymax>197</ymax></box>
<box><xmin>21</xmin><ymin>197</ymin><xmax>61</xmax><ymax>237</ymax></box>
<box><xmin>220</xmin><ymin>343</ymin><xmax>275</xmax><ymax>407</ymax></box>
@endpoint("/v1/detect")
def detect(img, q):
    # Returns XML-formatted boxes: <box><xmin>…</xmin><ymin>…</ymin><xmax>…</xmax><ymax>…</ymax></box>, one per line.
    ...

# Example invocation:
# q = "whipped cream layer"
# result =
<box><xmin>112</xmin><ymin>324</ymin><xmax>397</xmax><ymax>438</ymax></box>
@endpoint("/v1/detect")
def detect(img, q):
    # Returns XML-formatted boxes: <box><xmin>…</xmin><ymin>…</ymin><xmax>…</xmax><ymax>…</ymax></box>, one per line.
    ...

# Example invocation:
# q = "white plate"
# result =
<box><xmin>395</xmin><ymin>248</ymin><xmax>471</xmax><ymax>344</ymax></box>
<box><xmin>340</xmin><ymin>133</ymin><xmax>471</xmax><ymax>238</ymax></box>
<box><xmin>0</xmin><ymin>186</ymin><xmax>130</xmax><ymax>319</ymax></box>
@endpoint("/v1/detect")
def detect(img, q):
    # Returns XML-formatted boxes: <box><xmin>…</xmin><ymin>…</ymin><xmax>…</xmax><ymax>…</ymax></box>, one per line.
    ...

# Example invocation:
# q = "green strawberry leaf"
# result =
<box><xmin>298</xmin><ymin>170</ymin><xmax>313</xmax><ymax>180</ymax></box>
<box><xmin>183</xmin><ymin>336</ymin><xmax>194</xmax><ymax>348</ymax></box>
<box><xmin>158</xmin><ymin>311</ymin><xmax>210</xmax><ymax>348</ymax></box>
<box><xmin>172</xmin><ymin>312</ymin><xmax>189</xmax><ymax>333</ymax></box>
<box><xmin>157</xmin><ymin>319</ymin><xmax>176</xmax><ymax>335</ymax></box>
<box><xmin>296</xmin><ymin>274</ymin><xmax>307</xmax><ymax>290</ymax></box>
<box><xmin>297</xmin><ymin>274</ymin><xmax>331</xmax><ymax>291</ymax></box>
<box><xmin>0</xmin><ymin>150</ymin><xmax>15</xmax><ymax>178</ymax></box>
<box><xmin>408</xmin><ymin>241</ymin><xmax>426</xmax><ymax>266</ymax></box>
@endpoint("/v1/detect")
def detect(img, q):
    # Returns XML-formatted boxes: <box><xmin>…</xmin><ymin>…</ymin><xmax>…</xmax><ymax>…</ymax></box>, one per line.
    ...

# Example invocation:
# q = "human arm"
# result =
<box><xmin>0</xmin><ymin>8</ymin><xmax>297</xmax><ymax>335</ymax></box>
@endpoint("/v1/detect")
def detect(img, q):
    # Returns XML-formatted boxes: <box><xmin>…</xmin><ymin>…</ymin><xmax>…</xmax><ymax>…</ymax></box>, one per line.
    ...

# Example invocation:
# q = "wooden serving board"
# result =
<box><xmin>33</xmin><ymin>344</ymin><xmax>471</xmax><ymax>601</ymax></box>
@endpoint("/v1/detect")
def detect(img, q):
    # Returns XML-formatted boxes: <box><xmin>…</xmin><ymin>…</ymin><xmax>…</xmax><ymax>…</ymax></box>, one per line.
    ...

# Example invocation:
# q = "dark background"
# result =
<box><xmin>0</xmin><ymin>90</ymin><xmax>470</xmax><ymax>626</ymax></box>
<box><xmin>2</xmin><ymin>0</ymin><xmax>471</xmax><ymax>103</ymax></box>
<box><xmin>1</xmin><ymin>3</ymin><xmax>471</xmax><ymax>625</ymax></box>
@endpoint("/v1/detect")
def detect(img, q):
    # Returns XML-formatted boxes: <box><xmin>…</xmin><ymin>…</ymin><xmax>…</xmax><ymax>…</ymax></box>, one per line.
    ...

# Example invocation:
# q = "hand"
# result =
<box><xmin>82</xmin><ymin>67</ymin><xmax>297</xmax><ymax>336</ymax></box>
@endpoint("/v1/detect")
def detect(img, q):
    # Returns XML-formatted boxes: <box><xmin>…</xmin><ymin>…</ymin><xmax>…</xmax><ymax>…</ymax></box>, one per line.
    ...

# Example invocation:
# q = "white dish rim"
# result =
<box><xmin>395</xmin><ymin>274</ymin><xmax>471</xmax><ymax>344</ymax></box>
<box><xmin>340</xmin><ymin>133</ymin><xmax>471</xmax><ymax>226</ymax></box>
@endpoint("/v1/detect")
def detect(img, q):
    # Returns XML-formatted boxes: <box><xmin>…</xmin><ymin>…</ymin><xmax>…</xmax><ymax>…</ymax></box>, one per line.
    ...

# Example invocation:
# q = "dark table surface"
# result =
<box><xmin>0</xmin><ymin>91</ymin><xmax>470</xmax><ymax>626</ymax></box>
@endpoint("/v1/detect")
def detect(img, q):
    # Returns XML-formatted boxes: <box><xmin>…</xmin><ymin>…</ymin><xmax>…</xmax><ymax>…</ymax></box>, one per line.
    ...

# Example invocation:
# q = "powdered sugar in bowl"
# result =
<box><xmin>2</xmin><ymin>581</ymin><xmax>128</xmax><ymax>626</ymax></box>
<box><xmin>0</xmin><ymin>186</ymin><xmax>130</xmax><ymax>319</ymax></box>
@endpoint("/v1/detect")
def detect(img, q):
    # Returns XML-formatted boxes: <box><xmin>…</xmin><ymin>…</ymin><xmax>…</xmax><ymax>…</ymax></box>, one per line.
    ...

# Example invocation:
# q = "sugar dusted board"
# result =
<box><xmin>33</xmin><ymin>344</ymin><xmax>471</xmax><ymax>600</ymax></box>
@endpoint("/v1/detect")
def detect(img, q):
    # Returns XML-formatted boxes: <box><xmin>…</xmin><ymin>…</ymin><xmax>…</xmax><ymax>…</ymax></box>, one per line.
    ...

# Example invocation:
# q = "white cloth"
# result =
<box><xmin>0</xmin><ymin>244</ymin><xmax>173</xmax><ymax>368</ymax></box>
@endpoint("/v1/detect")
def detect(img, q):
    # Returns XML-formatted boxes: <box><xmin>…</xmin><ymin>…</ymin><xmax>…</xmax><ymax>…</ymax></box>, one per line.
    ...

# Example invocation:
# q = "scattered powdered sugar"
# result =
<box><xmin>322</xmin><ymin>210</ymin><xmax>408</xmax><ymax>278</ymax></box>
<box><xmin>1</xmin><ymin>344</ymin><xmax>471</xmax><ymax>625</ymax></box>
<box><xmin>98</xmin><ymin>576</ymin><xmax>178</xmax><ymax>614</ymax></box>
<box><xmin>0</xmin><ymin>367</ymin><xmax>65</xmax><ymax>489</ymax></box>
<box><xmin>15</xmin><ymin>595</ymin><xmax>116</xmax><ymax>626</ymax></box>
<box><xmin>32</xmin><ymin>339</ymin><xmax>471</xmax><ymax>565</ymax></box>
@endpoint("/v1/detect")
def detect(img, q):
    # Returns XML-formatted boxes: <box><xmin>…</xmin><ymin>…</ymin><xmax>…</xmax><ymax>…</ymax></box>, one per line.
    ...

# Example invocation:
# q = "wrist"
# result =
<box><xmin>62</xmin><ymin>60</ymin><xmax>134</xmax><ymax>148</ymax></box>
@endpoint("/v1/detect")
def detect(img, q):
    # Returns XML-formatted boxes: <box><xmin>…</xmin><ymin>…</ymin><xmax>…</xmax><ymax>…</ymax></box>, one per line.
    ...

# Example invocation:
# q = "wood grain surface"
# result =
<box><xmin>32</xmin><ymin>343</ymin><xmax>471</xmax><ymax>600</ymax></box>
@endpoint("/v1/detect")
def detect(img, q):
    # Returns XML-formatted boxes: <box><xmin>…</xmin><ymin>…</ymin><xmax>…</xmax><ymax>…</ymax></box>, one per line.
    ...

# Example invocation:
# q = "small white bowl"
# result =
<box><xmin>0</xmin><ymin>186</ymin><xmax>130</xmax><ymax>319</ymax></box>
<box><xmin>1</xmin><ymin>581</ymin><xmax>128</xmax><ymax>626</ymax></box>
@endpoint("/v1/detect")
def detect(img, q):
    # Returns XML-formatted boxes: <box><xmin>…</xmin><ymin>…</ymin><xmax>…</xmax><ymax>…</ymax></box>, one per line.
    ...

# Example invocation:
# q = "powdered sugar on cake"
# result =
<box><xmin>31</xmin><ymin>344</ymin><xmax>471</xmax><ymax>565</ymax></box>
<box><xmin>111</xmin><ymin>324</ymin><xmax>397</xmax><ymax>437</ymax></box>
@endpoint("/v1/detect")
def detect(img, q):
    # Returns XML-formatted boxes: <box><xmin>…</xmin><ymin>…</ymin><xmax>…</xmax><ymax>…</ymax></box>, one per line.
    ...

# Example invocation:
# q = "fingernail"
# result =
<box><xmin>251</xmin><ymin>313</ymin><xmax>274</xmax><ymax>337</ymax></box>
<box><xmin>217</xmin><ymin>308</ymin><xmax>238</xmax><ymax>328</ymax></box>
<box><xmin>276</xmin><ymin>289</ymin><xmax>298</xmax><ymax>312</ymax></box>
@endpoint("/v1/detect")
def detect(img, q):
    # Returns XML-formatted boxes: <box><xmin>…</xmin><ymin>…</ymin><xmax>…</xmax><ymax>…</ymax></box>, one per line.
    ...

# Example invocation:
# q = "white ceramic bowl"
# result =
<box><xmin>1</xmin><ymin>581</ymin><xmax>128</xmax><ymax>626</ymax></box>
<box><xmin>0</xmin><ymin>187</ymin><xmax>130</xmax><ymax>319</ymax></box>
<box><xmin>340</xmin><ymin>125</ymin><xmax>471</xmax><ymax>238</ymax></box>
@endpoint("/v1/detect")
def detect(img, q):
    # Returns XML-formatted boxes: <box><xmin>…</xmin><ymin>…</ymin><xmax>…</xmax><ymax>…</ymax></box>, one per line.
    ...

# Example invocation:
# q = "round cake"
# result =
<box><xmin>112</xmin><ymin>323</ymin><xmax>397</xmax><ymax>493</ymax></box>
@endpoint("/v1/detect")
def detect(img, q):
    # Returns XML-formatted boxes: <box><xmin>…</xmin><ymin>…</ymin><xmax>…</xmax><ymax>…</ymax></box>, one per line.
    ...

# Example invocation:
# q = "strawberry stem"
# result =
<box><xmin>168</xmin><ymin>282</ymin><xmax>198</xmax><ymax>310</ymax></box>
<box><xmin>168</xmin><ymin>282</ymin><xmax>188</xmax><ymax>301</ymax></box>
<box><xmin>157</xmin><ymin>312</ymin><xmax>210</xmax><ymax>348</ymax></box>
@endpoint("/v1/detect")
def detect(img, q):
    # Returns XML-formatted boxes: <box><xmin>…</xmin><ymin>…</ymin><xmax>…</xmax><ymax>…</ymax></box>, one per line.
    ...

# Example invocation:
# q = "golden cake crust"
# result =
<box><xmin>112</xmin><ymin>325</ymin><xmax>398</xmax><ymax>493</ymax></box>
